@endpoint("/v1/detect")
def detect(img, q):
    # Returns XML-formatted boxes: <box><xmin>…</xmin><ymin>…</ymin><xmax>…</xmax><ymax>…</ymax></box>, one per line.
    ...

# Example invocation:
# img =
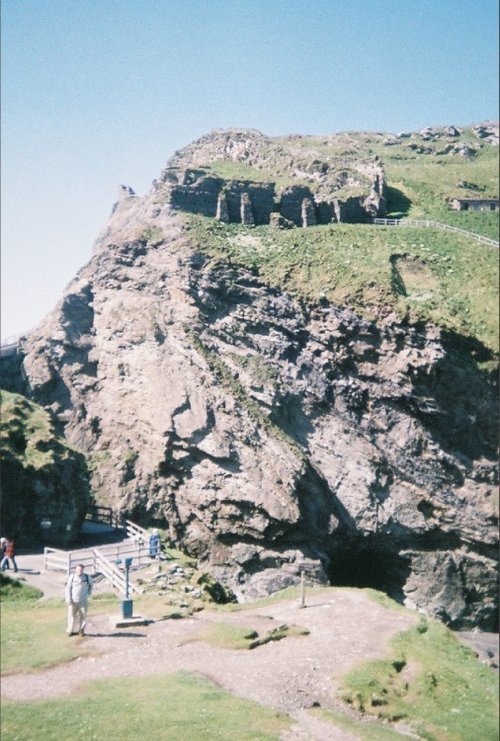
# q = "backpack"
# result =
<box><xmin>69</xmin><ymin>573</ymin><xmax>92</xmax><ymax>592</ymax></box>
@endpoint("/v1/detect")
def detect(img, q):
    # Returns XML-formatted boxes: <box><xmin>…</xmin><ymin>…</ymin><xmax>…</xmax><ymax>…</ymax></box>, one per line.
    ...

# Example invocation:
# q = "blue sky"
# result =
<box><xmin>2</xmin><ymin>0</ymin><xmax>498</xmax><ymax>338</ymax></box>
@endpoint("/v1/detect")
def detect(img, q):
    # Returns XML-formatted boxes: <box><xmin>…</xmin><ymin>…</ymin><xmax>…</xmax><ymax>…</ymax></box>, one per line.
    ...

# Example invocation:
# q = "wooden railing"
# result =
<box><xmin>43</xmin><ymin>540</ymin><xmax>149</xmax><ymax>581</ymax></box>
<box><xmin>85</xmin><ymin>505</ymin><xmax>122</xmax><ymax>528</ymax></box>
<box><xmin>43</xmin><ymin>518</ymin><xmax>161</xmax><ymax>595</ymax></box>
<box><xmin>44</xmin><ymin>547</ymin><xmax>72</xmax><ymax>575</ymax></box>
<box><xmin>125</xmin><ymin>519</ymin><xmax>149</xmax><ymax>542</ymax></box>
<box><xmin>373</xmin><ymin>218</ymin><xmax>499</xmax><ymax>247</ymax></box>
<box><xmin>93</xmin><ymin>548</ymin><xmax>142</xmax><ymax>595</ymax></box>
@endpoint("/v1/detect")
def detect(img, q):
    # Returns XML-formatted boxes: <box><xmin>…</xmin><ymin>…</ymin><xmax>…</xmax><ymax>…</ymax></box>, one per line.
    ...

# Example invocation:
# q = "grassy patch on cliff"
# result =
<box><xmin>339</xmin><ymin>618</ymin><xmax>499</xmax><ymax>740</ymax></box>
<box><xmin>281</xmin><ymin>127</ymin><xmax>498</xmax><ymax>235</ymax></box>
<box><xmin>187</xmin><ymin>216</ymin><xmax>499</xmax><ymax>353</ymax></box>
<box><xmin>0</xmin><ymin>390</ymin><xmax>61</xmax><ymax>469</ymax></box>
<box><xmin>1</xmin><ymin>671</ymin><xmax>291</xmax><ymax>741</ymax></box>
<box><xmin>0</xmin><ymin>390</ymin><xmax>90</xmax><ymax>544</ymax></box>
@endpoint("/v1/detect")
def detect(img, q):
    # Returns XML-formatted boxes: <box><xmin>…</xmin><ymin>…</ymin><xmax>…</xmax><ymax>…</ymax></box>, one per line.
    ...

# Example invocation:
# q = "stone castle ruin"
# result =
<box><xmin>144</xmin><ymin>129</ymin><xmax>388</xmax><ymax>228</ymax></box>
<box><xmin>154</xmin><ymin>165</ymin><xmax>386</xmax><ymax>228</ymax></box>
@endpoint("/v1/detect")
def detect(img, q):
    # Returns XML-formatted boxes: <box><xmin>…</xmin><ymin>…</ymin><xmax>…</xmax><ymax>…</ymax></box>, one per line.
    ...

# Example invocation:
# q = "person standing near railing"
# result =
<box><xmin>149</xmin><ymin>529</ymin><xmax>161</xmax><ymax>559</ymax></box>
<box><xmin>65</xmin><ymin>564</ymin><xmax>93</xmax><ymax>636</ymax></box>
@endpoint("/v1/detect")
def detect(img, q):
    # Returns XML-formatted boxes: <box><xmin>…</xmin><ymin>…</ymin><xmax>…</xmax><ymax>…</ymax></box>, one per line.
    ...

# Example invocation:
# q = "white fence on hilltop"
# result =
<box><xmin>373</xmin><ymin>218</ymin><xmax>499</xmax><ymax>247</ymax></box>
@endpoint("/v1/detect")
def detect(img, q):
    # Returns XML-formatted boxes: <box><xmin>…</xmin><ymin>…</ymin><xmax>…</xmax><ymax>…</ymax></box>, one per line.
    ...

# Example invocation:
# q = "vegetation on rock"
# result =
<box><xmin>0</xmin><ymin>390</ymin><xmax>90</xmax><ymax>545</ymax></box>
<box><xmin>188</xmin><ymin>217</ymin><xmax>499</xmax><ymax>355</ymax></box>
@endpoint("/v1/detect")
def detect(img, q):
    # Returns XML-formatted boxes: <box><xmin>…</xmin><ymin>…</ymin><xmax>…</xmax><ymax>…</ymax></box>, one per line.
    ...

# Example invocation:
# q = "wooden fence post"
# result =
<box><xmin>300</xmin><ymin>569</ymin><xmax>306</xmax><ymax>608</ymax></box>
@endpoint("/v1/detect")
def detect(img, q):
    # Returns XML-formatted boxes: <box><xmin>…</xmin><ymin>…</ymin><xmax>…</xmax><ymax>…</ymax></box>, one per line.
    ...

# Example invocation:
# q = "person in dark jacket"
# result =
<box><xmin>149</xmin><ymin>529</ymin><xmax>161</xmax><ymax>559</ymax></box>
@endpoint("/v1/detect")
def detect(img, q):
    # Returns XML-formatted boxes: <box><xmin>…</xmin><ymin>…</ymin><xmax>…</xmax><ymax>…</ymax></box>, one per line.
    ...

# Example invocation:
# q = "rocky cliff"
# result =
<box><xmin>2</xmin><ymin>129</ymin><xmax>498</xmax><ymax>629</ymax></box>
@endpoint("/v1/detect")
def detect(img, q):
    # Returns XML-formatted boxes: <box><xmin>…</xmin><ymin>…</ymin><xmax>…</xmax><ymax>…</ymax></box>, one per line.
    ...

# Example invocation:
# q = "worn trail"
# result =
<box><xmin>2</xmin><ymin>578</ymin><xmax>418</xmax><ymax>740</ymax></box>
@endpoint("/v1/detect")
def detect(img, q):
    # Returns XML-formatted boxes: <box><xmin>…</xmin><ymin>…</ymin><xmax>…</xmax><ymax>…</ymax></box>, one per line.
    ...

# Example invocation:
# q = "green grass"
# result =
<box><xmin>196</xmin><ymin>622</ymin><xmax>260</xmax><ymax>649</ymax></box>
<box><xmin>363</xmin><ymin>588</ymin><xmax>407</xmax><ymax>613</ymax></box>
<box><xmin>196</xmin><ymin>621</ymin><xmax>309</xmax><ymax>650</ymax></box>
<box><xmin>310</xmin><ymin>707</ymin><xmax>411</xmax><ymax>740</ymax></box>
<box><xmin>187</xmin><ymin>216</ymin><xmax>499</xmax><ymax>353</ymax></box>
<box><xmin>0</xmin><ymin>572</ymin><xmax>43</xmax><ymax>602</ymax></box>
<box><xmin>1</xmin><ymin>671</ymin><xmax>291</xmax><ymax>741</ymax></box>
<box><xmin>0</xmin><ymin>576</ymin><xmax>112</xmax><ymax>673</ymax></box>
<box><xmin>339</xmin><ymin>619</ymin><xmax>499</xmax><ymax>740</ymax></box>
<box><xmin>0</xmin><ymin>598</ymin><xmax>93</xmax><ymax>674</ymax></box>
<box><xmin>0</xmin><ymin>390</ymin><xmax>62</xmax><ymax>469</ymax></box>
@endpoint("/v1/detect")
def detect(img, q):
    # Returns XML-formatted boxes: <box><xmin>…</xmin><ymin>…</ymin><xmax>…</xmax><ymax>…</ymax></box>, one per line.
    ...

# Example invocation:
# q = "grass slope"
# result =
<box><xmin>188</xmin><ymin>217</ymin><xmax>499</xmax><ymax>354</ymax></box>
<box><xmin>0</xmin><ymin>576</ymin><xmax>91</xmax><ymax>673</ymax></box>
<box><xmin>339</xmin><ymin>618</ymin><xmax>499</xmax><ymax>740</ymax></box>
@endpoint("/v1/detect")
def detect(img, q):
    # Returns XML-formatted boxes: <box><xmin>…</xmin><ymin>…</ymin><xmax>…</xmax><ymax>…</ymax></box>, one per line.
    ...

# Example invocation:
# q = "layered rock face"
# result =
<box><xmin>3</xmin><ymin>131</ymin><xmax>497</xmax><ymax>629</ymax></box>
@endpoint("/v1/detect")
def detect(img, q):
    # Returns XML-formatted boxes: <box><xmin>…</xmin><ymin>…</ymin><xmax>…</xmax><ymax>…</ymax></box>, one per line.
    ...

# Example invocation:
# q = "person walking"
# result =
<box><xmin>1</xmin><ymin>539</ymin><xmax>18</xmax><ymax>572</ymax></box>
<box><xmin>65</xmin><ymin>564</ymin><xmax>93</xmax><ymax>636</ymax></box>
<box><xmin>1</xmin><ymin>538</ymin><xmax>8</xmax><ymax>570</ymax></box>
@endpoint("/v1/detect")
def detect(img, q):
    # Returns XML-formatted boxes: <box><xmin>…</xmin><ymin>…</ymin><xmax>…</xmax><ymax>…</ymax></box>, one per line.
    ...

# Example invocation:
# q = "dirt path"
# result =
<box><xmin>2</xmin><ymin>573</ymin><xmax>418</xmax><ymax>740</ymax></box>
<box><xmin>5</xmin><ymin>551</ymin><xmax>498</xmax><ymax>739</ymax></box>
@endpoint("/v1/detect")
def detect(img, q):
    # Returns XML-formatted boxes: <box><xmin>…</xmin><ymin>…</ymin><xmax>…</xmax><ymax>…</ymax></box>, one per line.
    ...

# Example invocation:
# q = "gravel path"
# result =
<box><xmin>3</xmin><ymin>557</ymin><xmax>420</xmax><ymax>740</ymax></box>
<box><xmin>7</xmin><ymin>549</ymin><xmax>497</xmax><ymax>739</ymax></box>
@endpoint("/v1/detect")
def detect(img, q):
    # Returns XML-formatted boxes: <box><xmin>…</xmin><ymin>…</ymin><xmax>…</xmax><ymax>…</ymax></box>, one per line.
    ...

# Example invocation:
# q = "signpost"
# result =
<box><xmin>115</xmin><ymin>557</ymin><xmax>134</xmax><ymax>618</ymax></box>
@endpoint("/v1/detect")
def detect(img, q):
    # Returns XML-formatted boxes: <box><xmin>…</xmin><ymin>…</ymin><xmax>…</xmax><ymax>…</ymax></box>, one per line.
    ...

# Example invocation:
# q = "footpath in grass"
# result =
<box><xmin>1</xmin><ymin>671</ymin><xmax>291</xmax><ymax>741</ymax></box>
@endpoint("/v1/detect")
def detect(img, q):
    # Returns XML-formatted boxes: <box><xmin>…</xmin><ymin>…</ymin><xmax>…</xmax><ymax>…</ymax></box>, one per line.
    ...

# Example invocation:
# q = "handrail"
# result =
<box><xmin>93</xmin><ymin>547</ymin><xmax>142</xmax><ymax>595</ymax></box>
<box><xmin>373</xmin><ymin>218</ymin><xmax>499</xmax><ymax>247</ymax></box>
<box><xmin>44</xmin><ymin>547</ymin><xmax>71</xmax><ymax>575</ymax></box>
<box><xmin>44</xmin><ymin>539</ymin><xmax>149</xmax><ymax>577</ymax></box>
<box><xmin>85</xmin><ymin>504</ymin><xmax>123</xmax><ymax>529</ymax></box>
<box><xmin>93</xmin><ymin>548</ymin><xmax>127</xmax><ymax>592</ymax></box>
<box><xmin>125</xmin><ymin>519</ymin><xmax>149</xmax><ymax>541</ymax></box>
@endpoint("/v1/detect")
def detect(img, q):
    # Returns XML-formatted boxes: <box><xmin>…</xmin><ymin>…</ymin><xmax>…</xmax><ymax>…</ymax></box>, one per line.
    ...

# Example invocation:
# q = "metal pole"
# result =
<box><xmin>300</xmin><ymin>570</ymin><xmax>306</xmax><ymax>608</ymax></box>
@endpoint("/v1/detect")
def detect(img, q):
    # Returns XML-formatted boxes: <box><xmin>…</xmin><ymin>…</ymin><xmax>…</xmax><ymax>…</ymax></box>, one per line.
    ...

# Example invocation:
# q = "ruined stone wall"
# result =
<box><xmin>166</xmin><ymin>168</ymin><xmax>384</xmax><ymax>226</ymax></box>
<box><xmin>334</xmin><ymin>196</ymin><xmax>373</xmax><ymax>224</ymax></box>
<box><xmin>170</xmin><ymin>175</ymin><xmax>222</xmax><ymax>217</ymax></box>
<box><xmin>225</xmin><ymin>182</ymin><xmax>275</xmax><ymax>225</ymax></box>
<box><xmin>279</xmin><ymin>186</ymin><xmax>315</xmax><ymax>226</ymax></box>
<box><xmin>169</xmin><ymin>174</ymin><xmax>275</xmax><ymax>225</ymax></box>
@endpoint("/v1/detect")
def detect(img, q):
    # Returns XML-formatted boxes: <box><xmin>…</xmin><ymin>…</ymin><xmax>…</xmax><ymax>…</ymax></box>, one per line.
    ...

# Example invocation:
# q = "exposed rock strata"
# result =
<box><xmin>2</xmin><ymin>130</ymin><xmax>498</xmax><ymax>629</ymax></box>
<box><xmin>4</xmin><ymin>192</ymin><xmax>497</xmax><ymax>630</ymax></box>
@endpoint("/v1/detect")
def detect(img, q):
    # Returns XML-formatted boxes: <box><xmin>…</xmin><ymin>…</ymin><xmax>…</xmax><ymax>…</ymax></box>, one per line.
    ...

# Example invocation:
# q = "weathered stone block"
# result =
<box><xmin>301</xmin><ymin>197</ymin><xmax>317</xmax><ymax>227</ymax></box>
<box><xmin>216</xmin><ymin>191</ymin><xmax>229</xmax><ymax>222</ymax></box>
<box><xmin>240</xmin><ymin>193</ymin><xmax>255</xmax><ymax>226</ymax></box>
<box><xmin>269</xmin><ymin>212</ymin><xmax>295</xmax><ymax>229</ymax></box>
